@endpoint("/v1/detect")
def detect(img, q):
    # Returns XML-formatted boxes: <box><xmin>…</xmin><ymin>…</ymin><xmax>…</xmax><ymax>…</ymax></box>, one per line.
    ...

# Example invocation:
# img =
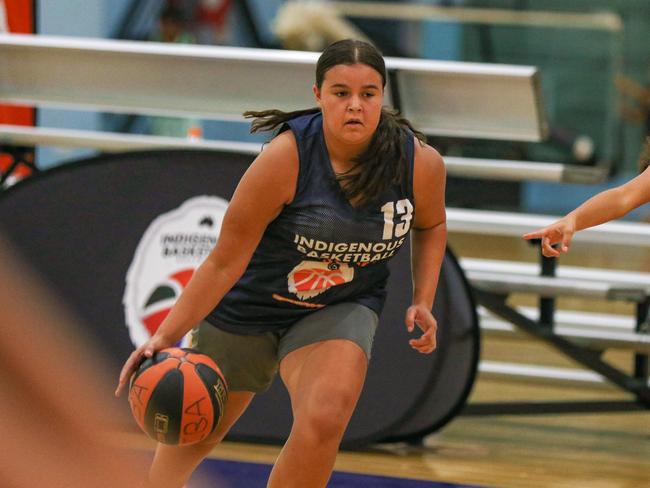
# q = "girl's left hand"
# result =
<box><xmin>522</xmin><ymin>216</ymin><xmax>576</xmax><ymax>258</ymax></box>
<box><xmin>405</xmin><ymin>304</ymin><xmax>438</xmax><ymax>354</ymax></box>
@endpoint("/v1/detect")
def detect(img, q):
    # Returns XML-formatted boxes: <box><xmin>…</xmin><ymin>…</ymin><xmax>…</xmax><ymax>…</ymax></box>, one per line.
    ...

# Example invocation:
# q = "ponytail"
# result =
<box><xmin>244</xmin><ymin>107</ymin><xmax>321</xmax><ymax>134</ymax></box>
<box><xmin>244</xmin><ymin>107</ymin><xmax>426</xmax><ymax>208</ymax></box>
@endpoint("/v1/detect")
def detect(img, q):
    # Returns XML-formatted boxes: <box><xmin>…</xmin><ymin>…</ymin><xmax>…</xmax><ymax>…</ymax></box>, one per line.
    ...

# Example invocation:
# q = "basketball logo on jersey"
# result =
<box><xmin>287</xmin><ymin>260</ymin><xmax>354</xmax><ymax>300</ymax></box>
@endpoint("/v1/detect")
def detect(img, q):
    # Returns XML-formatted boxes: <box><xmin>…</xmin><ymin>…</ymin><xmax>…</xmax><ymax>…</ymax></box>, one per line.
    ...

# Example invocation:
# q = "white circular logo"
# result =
<box><xmin>123</xmin><ymin>196</ymin><xmax>229</xmax><ymax>347</ymax></box>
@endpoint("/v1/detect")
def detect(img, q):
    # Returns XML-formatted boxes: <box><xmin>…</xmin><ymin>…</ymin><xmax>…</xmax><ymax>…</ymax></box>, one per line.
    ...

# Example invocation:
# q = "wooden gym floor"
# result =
<box><xmin>123</xmin><ymin>232</ymin><xmax>649</xmax><ymax>487</ymax></box>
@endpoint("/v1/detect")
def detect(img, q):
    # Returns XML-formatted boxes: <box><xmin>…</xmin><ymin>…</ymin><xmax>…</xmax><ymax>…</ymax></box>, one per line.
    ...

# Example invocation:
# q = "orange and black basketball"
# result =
<box><xmin>128</xmin><ymin>347</ymin><xmax>228</xmax><ymax>446</ymax></box>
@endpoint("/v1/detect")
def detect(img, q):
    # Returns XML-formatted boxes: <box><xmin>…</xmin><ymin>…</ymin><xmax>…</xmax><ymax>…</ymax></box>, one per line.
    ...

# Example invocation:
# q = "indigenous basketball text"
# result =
<box><xmin>293</xmin><ymin>234</ymin><xmax>407</xmax><ymax>264</ymax></box>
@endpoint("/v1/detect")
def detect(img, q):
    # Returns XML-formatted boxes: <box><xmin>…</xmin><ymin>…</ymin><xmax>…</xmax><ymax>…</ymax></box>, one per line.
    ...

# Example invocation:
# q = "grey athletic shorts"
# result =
<box><xmin>190</xmin><ymin>302</ymin><xmax>379</xmax><ymax>393</ymax></box>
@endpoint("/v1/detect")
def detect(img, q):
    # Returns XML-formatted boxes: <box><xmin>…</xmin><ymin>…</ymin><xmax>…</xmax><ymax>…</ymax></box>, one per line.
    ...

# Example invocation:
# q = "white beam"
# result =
<box><xmin>447</xmin><ymin>208</ymin><xmax>650</xmax><ymax>247</ymax></box>
<box><xmin>330</xmin><ymin>2</ymin><xmax>623</xmax><ymax>32</ymax></box>
<box><xmin>0</xmin><ymin>34</ymin><xmax>546</xmax><ymax>141</ymax></box>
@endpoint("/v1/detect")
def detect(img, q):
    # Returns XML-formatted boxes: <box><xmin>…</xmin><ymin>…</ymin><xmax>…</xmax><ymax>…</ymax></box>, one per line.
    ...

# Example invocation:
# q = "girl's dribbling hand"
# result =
<box><xmin>405</xmin><ymin>304</ymin><xmax>437</xmax><ymax>354</ymax></box>
<box><xmin>114</xmin><ymin>334</ymin><xmax>173</xmax><ymax>397</ymax></box>
<box><xmin>522</xmin><ymin>216</ymin><xmax>576</xmax><ymax>258</ymax></box>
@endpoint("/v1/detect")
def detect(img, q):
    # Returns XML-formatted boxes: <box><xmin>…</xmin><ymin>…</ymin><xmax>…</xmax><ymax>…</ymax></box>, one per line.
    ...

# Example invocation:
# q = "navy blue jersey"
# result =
<box><xmin>206</xmin><ymin>112</ymin><xmax>415</xmax><ymax>334</ymax></box>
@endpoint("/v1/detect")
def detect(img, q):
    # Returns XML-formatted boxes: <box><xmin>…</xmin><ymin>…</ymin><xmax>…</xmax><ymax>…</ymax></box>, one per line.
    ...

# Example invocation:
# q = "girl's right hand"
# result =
<box><xmin>114</xmin><ymin>334</ymin><xmax>173</xmax><ymax>397</ymax></box>
<box><xmin>522</xmin><ymin>216</ymin><xmax>576</xmax><ymax>258</ymax></box>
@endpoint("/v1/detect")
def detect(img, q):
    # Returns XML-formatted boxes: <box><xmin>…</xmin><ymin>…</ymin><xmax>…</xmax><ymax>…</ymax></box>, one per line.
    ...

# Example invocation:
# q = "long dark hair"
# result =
<box><xmin>243</xmin><ymin>39</ymin><xmax>426</xmax><ymax>207</ymax></box>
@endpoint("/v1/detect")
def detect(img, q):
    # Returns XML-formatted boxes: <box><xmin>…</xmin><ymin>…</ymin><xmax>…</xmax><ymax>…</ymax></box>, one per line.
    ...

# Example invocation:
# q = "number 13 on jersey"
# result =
<box><xmin>381</xmin><ymin>199</ymin><xmax>414</xmax><ymax>240</ymax></box>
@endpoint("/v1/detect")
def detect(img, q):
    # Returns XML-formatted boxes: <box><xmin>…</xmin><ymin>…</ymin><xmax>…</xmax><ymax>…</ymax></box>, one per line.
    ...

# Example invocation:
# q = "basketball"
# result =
<box><xmin>128</xmin><ymin>347</ymin><xmax>228</xmax><ymax>446</ymax></box>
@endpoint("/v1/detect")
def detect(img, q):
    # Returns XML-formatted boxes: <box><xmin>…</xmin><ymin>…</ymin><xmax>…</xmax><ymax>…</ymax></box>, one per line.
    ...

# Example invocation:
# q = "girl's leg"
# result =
<box><xmin>267</xmin><ymin>339</ymin><xmax>368</xmax><ymax>488</ymax></box>
<box><xmin>143</xmin><ymin>391</ymin><xmax>254</xmax><ymax>488</ymax></box>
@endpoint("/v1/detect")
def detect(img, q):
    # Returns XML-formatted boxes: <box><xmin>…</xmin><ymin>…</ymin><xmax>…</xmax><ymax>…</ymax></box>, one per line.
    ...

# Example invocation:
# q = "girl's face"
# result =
<box><xmin>314</xmin><ymin>63</ymin><xmax>384</xmax><ymax>147</ymax></box>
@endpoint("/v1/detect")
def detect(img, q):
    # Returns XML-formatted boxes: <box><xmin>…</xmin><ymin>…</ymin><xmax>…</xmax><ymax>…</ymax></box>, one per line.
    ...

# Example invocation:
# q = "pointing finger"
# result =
<box><xmin>522</xmin><ymin>230</ymin><xmax>544</xmax><ymax>240</ymax></box>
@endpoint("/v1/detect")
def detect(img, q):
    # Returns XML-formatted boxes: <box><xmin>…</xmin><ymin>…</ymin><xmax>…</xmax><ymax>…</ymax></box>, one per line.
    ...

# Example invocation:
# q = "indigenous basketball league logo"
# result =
<box><xmin>288</xmin><ymin>260</ymin><xmax>354</xmax><ymax>300</ymax></box>
<box><xmin>123</xmin><ymin>196</ymin><xmax>228</xmax><ymax>348</ymax></box>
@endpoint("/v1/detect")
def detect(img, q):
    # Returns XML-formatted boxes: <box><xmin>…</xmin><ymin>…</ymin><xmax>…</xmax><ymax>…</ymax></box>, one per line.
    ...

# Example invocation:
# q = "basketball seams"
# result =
<box><xmin>128</xmin><ymin>358</ymin><xmax>177</xmax><ymax>429</ymax></box>
<box><xmin>130</xmin><ymin>350</ymin><xmax>172</xmax><ymax>383</ymax></box>
<box><xmin>128</xmin><ymin>348</ymin><xmax>229</xmax><ymax>446</ymax></box>
<box><xmin>185</xmin><ymin>349</ymin><xmax>228</xmax><ymax>389</ymax></box>
<box><xmin>178</xmin><ymin>361</ymin><xmax>214</xmax><ymax>445</ymax></box>
<box><xmin>195</xmin><ymin>364</ymin><xmax>227</xmax><ymax>433</ymax></box>
<box><xmin>144</xmin><ymin>368</ymin><xmax>183</xmax><ymax>444</ymax></box>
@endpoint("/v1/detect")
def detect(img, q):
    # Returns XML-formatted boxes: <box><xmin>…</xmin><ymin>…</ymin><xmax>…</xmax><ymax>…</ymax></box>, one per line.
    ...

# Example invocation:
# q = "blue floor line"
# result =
<box><xmin>189</xmin><ymin>457</ymin><xmax>485</xmax><ymax>488</ymax></box>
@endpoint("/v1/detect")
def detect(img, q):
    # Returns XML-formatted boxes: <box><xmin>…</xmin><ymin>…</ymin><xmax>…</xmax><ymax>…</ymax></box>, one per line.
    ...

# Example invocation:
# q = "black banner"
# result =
<box><xmin>0</xmin><ymin>149</ymin><xmax>479</xmax><ymax>447</ymax></box>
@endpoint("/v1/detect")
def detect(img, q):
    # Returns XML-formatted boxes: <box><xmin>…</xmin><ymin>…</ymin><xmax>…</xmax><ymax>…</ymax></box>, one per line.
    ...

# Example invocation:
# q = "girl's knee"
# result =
<box><xmin>297</xmin><ymin>390</ymin><xmax>359</xmax><ymax>441</ymax></box>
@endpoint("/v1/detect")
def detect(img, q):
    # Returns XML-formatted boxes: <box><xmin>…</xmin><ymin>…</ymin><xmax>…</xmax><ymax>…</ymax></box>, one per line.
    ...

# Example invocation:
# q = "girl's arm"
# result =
<box><xmin>116</xmin><ymin>131</ymin><xmax>299</xmax><ymax>395</ymax></box>
<box><xmin>523</xmin><ymin>166</ymin><xmax>650</xmax><ymax>257</ymax></box>
<box><xmin>407</xmin><ymin>141</ymin><xmax>447</xmax><ymax>354</ymax></box>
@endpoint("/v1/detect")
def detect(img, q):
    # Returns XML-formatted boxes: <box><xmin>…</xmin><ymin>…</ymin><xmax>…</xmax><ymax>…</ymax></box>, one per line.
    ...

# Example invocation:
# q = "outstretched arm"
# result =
<box><xmin>407</xmin><ymin>141</ymin><xmax>447</xmax><ymax>354</ymax></box>
<box><xmin>116</xmin><ymin>132</ymin><xmax>299</xmax><ymax>396</ymax></box>
<box><xmin>523</xmin><ymin>165</ymin><xmax>650</xmax><ymax>257</ymax></box>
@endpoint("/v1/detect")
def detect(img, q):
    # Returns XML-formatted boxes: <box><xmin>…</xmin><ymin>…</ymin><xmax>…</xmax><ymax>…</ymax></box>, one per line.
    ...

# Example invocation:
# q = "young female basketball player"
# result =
<box><xmin>115</xmin><ymin>39</ymin><xmax>446</xmax><ymax>488</ymax></box>
<box><xmin>524</xmin><ymin>139</ymin><xmax>650</xmax><ymax>256</ymax></box>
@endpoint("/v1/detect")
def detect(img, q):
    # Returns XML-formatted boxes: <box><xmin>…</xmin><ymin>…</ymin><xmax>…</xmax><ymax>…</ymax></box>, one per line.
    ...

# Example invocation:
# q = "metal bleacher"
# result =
<box><xmin>449</xmin><ymin>205</ymin><xmax>649</xmax><ymax>408</ymax></box>
<box><xmin>0</xmin><ymin>123</ymin><xmax>607</xmax><ymax>183</ymax></box>
<box><xmin>463</xmin><ymin>258</ymin><xmax>650</xmax><ymax>353</ymax></box>
<box><xmin>449</xmin><ymin>209</ymin><xmax>650</xmax><ymax>410</ymax></box>
<box><xmin>0</xmin><ymin>34</ymin><xmax>611</xmax><ymax>184</ymax></box>
<box><xmin>1</xmin><ymin>33</ymin><xmax>648</xmax><ymax>412</ymax></box>
<box><xmin>0</xmin><ymin>34</ymin><xmax>545</xmax><ymax>140</ymax></box>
